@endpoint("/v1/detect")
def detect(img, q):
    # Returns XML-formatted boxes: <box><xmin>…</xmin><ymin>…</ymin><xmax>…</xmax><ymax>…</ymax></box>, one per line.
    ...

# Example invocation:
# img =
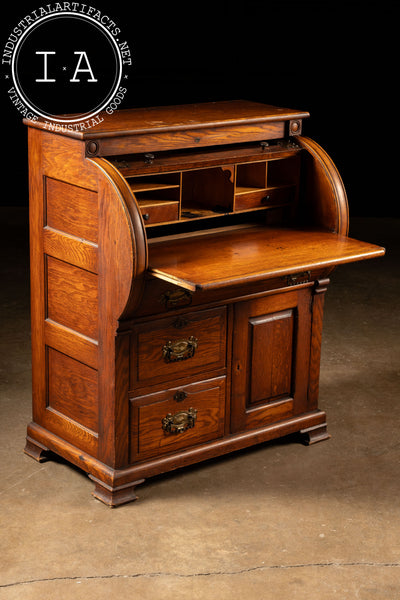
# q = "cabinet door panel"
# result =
<box><xmin>249</xmin><ymin>309</ymin><xmax>294</xmax><ymax>405</ymax></box>
<box><xmin>231</xmin><ymin>289</ymin><xmax>311</xmax><ymax>432</ymax></box>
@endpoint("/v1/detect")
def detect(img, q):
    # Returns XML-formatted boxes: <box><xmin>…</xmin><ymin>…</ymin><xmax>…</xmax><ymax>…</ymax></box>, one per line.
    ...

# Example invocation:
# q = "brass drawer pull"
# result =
<box><xmin>160</xmin><ymin>289</ymin><xmax>193</xmax><ymax>309</ymax></box>
<box><xmin>162</xmin><ymin>336</ymin><xmax>198</xmax><ymax>362</ymax></box>
<box><xmin>162</xmin><ymin>408</ymin><xmax>197</xmax><ymax>434</ymax></box>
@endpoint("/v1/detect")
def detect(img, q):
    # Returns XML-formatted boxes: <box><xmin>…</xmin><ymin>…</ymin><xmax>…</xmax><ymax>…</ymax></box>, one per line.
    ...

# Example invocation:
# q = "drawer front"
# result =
<box><xmin>131</xmin><ymin>306</ymin><xmax>227</xmax><ymax>388</ymax></box>
<box><xmin>139</xmin><ymin>201</ymin><xmax>179</xmax><ymax>225</ymax></box>
<box><xmin>235</xmin><ymin>186</ymin><xmax>295</xmax><ymax>211</ymax></box>
<box><xmin>130</xmin><ymin>376</ymin><xmax>226</xmax><ymax>461</ymax></box>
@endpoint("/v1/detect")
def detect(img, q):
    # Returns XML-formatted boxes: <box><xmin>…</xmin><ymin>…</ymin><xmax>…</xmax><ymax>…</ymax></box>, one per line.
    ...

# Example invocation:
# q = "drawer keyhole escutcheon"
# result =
<box><xmin>174</xmin><ymin>390</ymin><xmax>188</xmax><ymax>402</ymax></box>
<box><xmin>173</xmin><ymin>317</ymin><xmax>189</xmax><ymax>329</ymax></box>
<box><xmin>162</xmin><ymin>408</ymin><xmax>197</xmax><ymax>434</ymax></box>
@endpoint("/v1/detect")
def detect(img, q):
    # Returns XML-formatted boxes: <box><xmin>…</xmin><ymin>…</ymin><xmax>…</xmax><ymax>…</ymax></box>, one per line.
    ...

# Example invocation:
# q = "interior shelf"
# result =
<box><xmin>129</xmin><ymin>181</ymin><xmax>180</xmax><ymax>192</ymax></box>
<box><xmin>123</xmin><ymin>150</ymin><xmax>302</xmax><ymax>228</ymax></box>
<box><xmin>235</xmin><ymin>186</ymin><xmax>265</xmax><ymax>195</ymax></box>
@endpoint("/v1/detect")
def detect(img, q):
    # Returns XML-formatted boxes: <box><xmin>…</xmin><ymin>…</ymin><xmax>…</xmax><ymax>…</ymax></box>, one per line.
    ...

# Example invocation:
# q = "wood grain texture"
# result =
<box><xmin>28</xmin><ymin>128</ymin><xmax>47</xmax><ymax>425</ymax></box>
<box><xmin>139</xmin><ymin>200</ymin><xmax>179</xmax><ymax>225</ymax></box>
<box><xmin>231</xmin><ymin>289</ymin><xmax>311</xmax><ymax>432</ymax></box>
<box><xmin>45</xmin><ymin>177</ymin><xmax>98</xmax><ymax>242</ymax></box>
<box><xmin>25</xmin><ymin>100</ymin><xmax>309</xmax><ymax>139</ymax></box>
<box><xmin>92</xmin><ymin>158</ymin><xmax>147</xmax><ymax>467</ymax></box>
<box><xmin>110</xmin><ymin>143</ymin><xmax>301</xmax><ymax>177</ymax></box>
<box><xmin>94</xmin><ymin>123</ymin><xmax>286</xmax><ymax>156</ymax></box>
<box><xmin>148</xmin><ymin>226</ymin><xmax>385</xmax><ymax>291</ymax></box>
<box><xmin>48</xmin><ymin>348</ymin><xmax>98</xmax><ymax>433</ymax></box>
<box><xmin>26</xmin><ymin>409</ymin><xmax>327</xmax><ymax>490</ymax></box>
<box><xmin>46</xmin><ymin>256</ymin><xmax>98</xmax><ymax>339</ymax></box>
<box><xmin>298</xmin><ymin>136</ymin><xmax>349</xmax><ymax>235</ymax></box>
<box><xmin>42</xmin><ymin>132</ymin><xmax>97</xmax><ymax>189</ymax></box>
<box><xmin>44</xmin><ymin>320</ymin><xmax>98</xmax><ymax>370</ymax></box>
<box><xmin>43</xmin><ymin>227</ymin><xmax>98</xmax><ymax>273</ymax></box>
<box><xmin>130</xmin><ymin>376</ymin><xmax>225</xmax><ymax>461</ymax></box>
<box><xmin>90</xmin><ymin>157</ymin><xmax>148</xmax><ymax>319</ymax></box>
<box><xmin>131</xmin><ymin>307</ymin><xmax>227</xmax><ymax>389</ymax></box>
<box><xmin>24</xmin><ymin>101</ymin><xmax>385</xmax><ymax>506</ymax></box>
<box><xmin>248</xmin><ymin>309</ymin><xmax>294</xmax><ymax>404</ymax></box>
<box><xmin>308</xmin><ymin>279</ymin><xmax>330</xmax><ymax>410</ymax></box>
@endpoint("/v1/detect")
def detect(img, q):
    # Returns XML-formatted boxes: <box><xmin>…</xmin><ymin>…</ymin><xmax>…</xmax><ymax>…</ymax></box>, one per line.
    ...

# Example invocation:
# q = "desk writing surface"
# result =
<box><xmin>148</xmin><ymin>227</ymin><xmax>385</xmax><ymax>291</ymax></box>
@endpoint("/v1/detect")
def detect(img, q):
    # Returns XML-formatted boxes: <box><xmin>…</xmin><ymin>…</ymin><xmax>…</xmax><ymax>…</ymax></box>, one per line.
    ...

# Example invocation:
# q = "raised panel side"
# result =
<box><xmin>27</xmin><ymin>127</ymin><xmax>103</xmax><ymax>461</ymax></box>
<box><xmin>42</xmin><ymin>131</ymin><xmax>98</xmax><ymax>189</ymax></box>
<box><xmin>46</xmin><ymin>256</ymin><xmax>98</xmax><ymax>340</ymax></box>
<box><xmin>47</xmin><ymin>348</ymin><xmax>98</xmax><ymax>433</ymax></box>
<box><xmin>45</xmin><ymin>177</ymin><xmax>98</xmax><ymax>243</ymax></box>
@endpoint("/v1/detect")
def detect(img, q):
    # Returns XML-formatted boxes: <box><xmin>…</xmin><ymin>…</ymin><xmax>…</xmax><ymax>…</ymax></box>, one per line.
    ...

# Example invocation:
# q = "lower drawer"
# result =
<box><xmin>130</xmin><ymin>376</ymin><xmax>225</xmax><ymax>461</ymax></box>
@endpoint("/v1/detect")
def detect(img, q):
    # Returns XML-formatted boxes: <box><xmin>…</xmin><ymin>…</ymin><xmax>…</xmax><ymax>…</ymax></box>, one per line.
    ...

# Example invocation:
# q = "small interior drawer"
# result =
<box><xmin>131</xmin><ymin>306</ymin><xmax>227</xmax><ymax>388</ymax></box>
<box><xmin>130</xmin><ymin>376</ymin><xmax>226</xmax><ymax>461</ymax></box>
<box><xmin>235</xmin><ymin>186</ymin><xmax>295</xmax><ymax>211</ymax></box>
<box><xmin>139</xmin><ymin>200</ymin><xmax>179</xmax><ymax>225</ymax></box>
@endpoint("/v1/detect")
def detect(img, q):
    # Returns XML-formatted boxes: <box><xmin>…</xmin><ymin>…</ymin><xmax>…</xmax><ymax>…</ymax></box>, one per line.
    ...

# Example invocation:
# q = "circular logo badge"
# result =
<box><xmin>3</xmin><ymin>6</ymin><xmax>131</xmax><ymax>126</ymax></box>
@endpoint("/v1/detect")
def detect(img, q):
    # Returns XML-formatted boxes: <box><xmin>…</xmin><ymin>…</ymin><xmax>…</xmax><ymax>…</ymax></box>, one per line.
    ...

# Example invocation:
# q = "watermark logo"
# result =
<box><xmin>2</xmin><ymin>3</ymin><xmax>132</xmax><ymax>130</ymax></box>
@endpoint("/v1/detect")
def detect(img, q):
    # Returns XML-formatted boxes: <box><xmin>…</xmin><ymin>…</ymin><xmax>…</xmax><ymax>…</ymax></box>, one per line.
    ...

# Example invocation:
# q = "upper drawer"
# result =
<box><xmin>131</xmin><ymin>306</ymin><xmax>227</xmax><ymax>389</ymax></box>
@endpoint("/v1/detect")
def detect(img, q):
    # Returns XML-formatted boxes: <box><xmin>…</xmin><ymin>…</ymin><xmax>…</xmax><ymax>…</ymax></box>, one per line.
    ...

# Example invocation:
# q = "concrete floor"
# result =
<box><xmin>0</xmin><ymin>209</ymin><xmax>399</xmax><ymax>599</ymax></box>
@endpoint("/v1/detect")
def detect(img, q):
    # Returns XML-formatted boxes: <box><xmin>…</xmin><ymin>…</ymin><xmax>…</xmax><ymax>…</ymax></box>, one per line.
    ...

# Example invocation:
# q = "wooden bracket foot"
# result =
<box><xmin>299</xmin><ymin>423</ymin><xmax>331</xmax><ymax>445</ymax></box>
<box><xmin>89</xmin><ymin>475</ymin><xmax>146</xmax><ymax>507</ymax></box>
<box><xmin>24</xmin><ymin>437</ymin><xmax>50</xmax><ymax>462</ymax></box>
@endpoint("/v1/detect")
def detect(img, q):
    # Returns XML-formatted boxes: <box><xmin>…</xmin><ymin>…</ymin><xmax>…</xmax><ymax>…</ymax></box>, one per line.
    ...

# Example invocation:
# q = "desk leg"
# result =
<box><xmin>299</xmin><ymin>422</ymin><xmax>331</xmax><ymax>445</ymax></box>
<box><xmin>24</xmin><ymin>436</ymin><xmax>50</xmax><ymax>462</ymax></box>
<box><xmin>89</xmin><ymin>474</ymin><xmax>146</xmax><ymax>508</ymax></box>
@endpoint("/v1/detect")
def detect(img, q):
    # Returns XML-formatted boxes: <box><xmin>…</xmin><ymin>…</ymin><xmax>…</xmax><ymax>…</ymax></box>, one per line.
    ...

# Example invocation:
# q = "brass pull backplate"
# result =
<box><xmin>162</xmin><ymin>408</ymin><xmax>197</xmax><ymax>434</ymax></box>
<box><xmin>162</xmin><ymin>336</ymin><xmax>198</xmax><ymax>362</ymax></box>
<box><xmin>160</xmin><ymin>289</ymin><xmax>192</xmax><ymax>309</ymax></box>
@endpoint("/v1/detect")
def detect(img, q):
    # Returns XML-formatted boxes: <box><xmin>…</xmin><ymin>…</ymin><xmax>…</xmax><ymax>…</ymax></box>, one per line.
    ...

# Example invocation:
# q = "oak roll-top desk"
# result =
<box><xmin>23</xmin><ymin>100</ymin><xmax>385</xmax><ymax>506</ymax></box>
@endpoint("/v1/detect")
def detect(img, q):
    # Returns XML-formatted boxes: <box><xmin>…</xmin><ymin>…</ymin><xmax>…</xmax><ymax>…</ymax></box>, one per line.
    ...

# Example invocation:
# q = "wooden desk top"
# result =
<box><xmin>23</xmin><ymin>100</ymin><xmax>309</xmax><ymax>139</ymax></box>
<box><xmin>148</xmin><ymin>227</ymin><xmax>385</xmax><ymax>291</ymax></box>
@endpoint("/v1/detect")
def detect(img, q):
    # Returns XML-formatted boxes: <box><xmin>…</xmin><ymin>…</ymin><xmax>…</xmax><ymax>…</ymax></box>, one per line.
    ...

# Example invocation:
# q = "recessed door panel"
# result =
<box><xmin>231</xmin><ymin>289</ymin><xmax>311</xmax><ymax>432</ymax></box>
<box><xmin>248</xmin><ymin>309</ymin><xmax>294</xmax><ymax>406</ymax></box>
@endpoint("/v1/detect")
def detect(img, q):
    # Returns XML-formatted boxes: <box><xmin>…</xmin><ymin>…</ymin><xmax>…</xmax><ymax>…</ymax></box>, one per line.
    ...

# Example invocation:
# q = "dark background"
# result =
<box><xmin>0</xmin><ymin>1</ymin><xmax>396</xmax><ymax>216</ymax></box>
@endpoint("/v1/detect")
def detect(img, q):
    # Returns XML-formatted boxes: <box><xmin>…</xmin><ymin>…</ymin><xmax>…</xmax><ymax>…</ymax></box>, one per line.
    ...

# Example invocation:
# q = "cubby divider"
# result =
<box><xmin>124</xmin><ymin>150</ymin><xmax>301</xmax><ymax>226</ymax></box>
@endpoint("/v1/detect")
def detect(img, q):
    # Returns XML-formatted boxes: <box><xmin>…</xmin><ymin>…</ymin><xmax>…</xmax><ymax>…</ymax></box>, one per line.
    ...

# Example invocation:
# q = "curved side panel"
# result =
<box><xmin>88</xmin><ymin>158</ymin><xmax>148</xmax><ymax>468</ymax></box>
<box><xmin>298</xmin><ymin>136</ymin><xmax>349</xmax><ymax>236</ymax></box>
<box><xmin>89</xmin><ymin>157</ymin><xmax>148</xmax><ymax>320</ymax></box>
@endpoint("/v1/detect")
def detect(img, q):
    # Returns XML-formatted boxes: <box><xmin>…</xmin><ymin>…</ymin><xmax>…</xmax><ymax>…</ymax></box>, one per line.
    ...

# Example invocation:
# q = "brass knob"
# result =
<box><xmin>144</xmin><ymin>153</ymin><xmax>155</xmax><ymax>164</ymax></box>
